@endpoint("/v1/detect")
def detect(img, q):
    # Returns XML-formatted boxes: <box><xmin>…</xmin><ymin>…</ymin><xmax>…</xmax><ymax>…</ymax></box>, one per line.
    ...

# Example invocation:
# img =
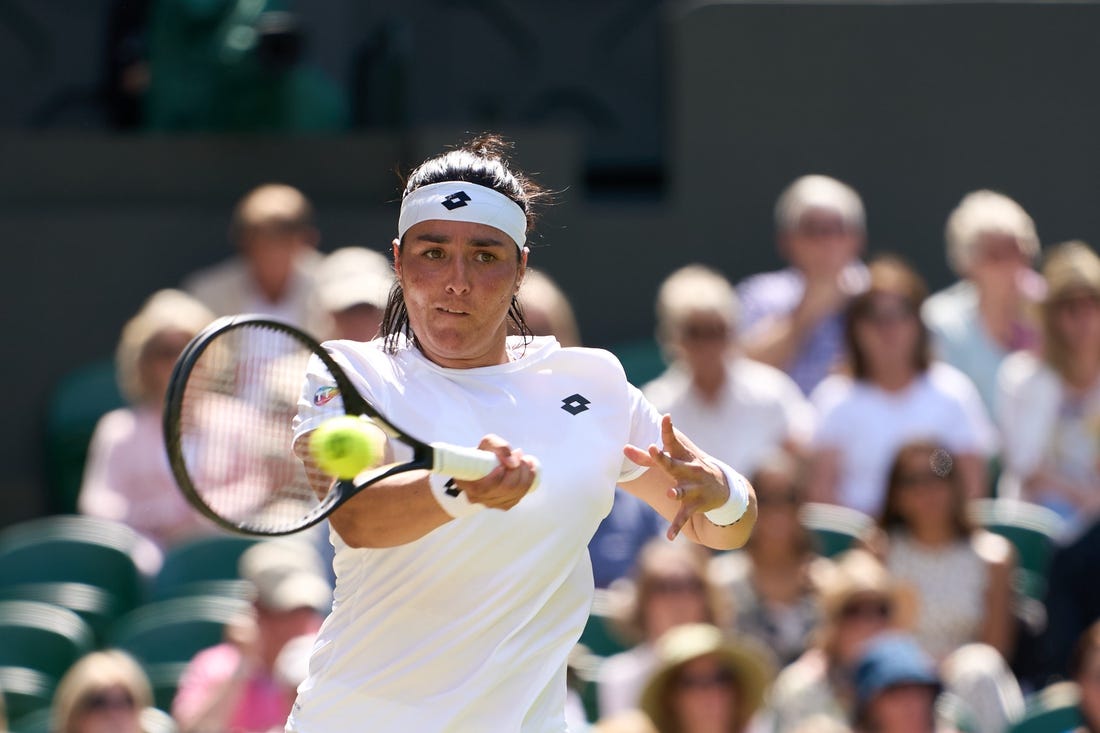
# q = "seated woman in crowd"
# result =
<box><xmin>636</xmin><ymin>623</ymin><xmax>775</xmax><ymax>733</ymax></box>
<box><xmin>870</xmin><ymin>440</ymin><xmax>1016</xmax><ymax>663</ymax></box>
<box><xmin>922</xmin><ymin>190</ymin><xmax>1044</xmax><ymax>418</ymax></box>
<box><xmin>78</xmin><ymin>289</ymin><xmax>217</xmax><ymax>568</ymax></box>
<box><xmin>997</xmin><ymin>241</ymin><xmax>1100</xmax><ymax>534</ymax></box>
<box><xmin>598</xmin><ymin>539</ymin><xmax>730</xmax><ymax>719</ymax></box>
<box><xmin>807</xmin><ymin>255</ymin><xmax>997</xmax><ymax>518</ymax></box>
<box><xmin>709</xmin><ymin>449</ymin><xmax>821</xmax><ymax>668</ymax></box>
<box><xmin>51</xmin><ymin>649</ymin><xmax>166</xmax><ymax>733</ymax></box>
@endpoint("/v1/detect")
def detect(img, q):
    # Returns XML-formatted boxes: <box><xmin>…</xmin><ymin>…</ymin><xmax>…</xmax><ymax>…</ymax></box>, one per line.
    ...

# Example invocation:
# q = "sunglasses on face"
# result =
<box><xmin>896</xmin><ymin>471</ymin><xmax>949</xmax><ymax>489</ymax></box>
<box><xmin>856</xmin><ymin>302</ymin><xmax>914</xmax><ymax>325</ymax></box>
<box><xmin>80</xmin><ymin>691</ymin><xmax>136</xmax><ymax>713</ymax></box>
<box><xmin>648</xmin><ymin>577</ymin><xmax>705</xmax><ymax>596</ymax></box>
<box><xmin>680</xmin><ymin>323</ymin><xmax>729</xmax><ymax>342</ymax></box>
<box><xmin>839</xmin><ymin>599</ymin><xmax>892</xmax><ymax>622</ymax></box>
<box><xmin>675</xmin><ymin>668</ymin><xmax>736</xmax><ymax>691</ymax></box>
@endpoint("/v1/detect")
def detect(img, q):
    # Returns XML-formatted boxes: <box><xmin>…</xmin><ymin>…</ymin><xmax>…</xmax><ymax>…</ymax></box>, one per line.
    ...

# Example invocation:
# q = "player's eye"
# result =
<box><xmin>474</xmin><ymin>251</ymin><xmax>498</xmax><ymax>263</ymax></box>
<box><xmin>422</xmin><ymin>248</ymin><xmax>445</xmax><ymax>260</ymax></box>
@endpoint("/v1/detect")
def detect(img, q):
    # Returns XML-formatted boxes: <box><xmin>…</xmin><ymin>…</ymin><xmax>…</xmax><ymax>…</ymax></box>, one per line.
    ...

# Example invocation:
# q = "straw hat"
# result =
<box><xmin>639</xmin><ymin>623</ymin><xmax>775</xmax><ymax>733</ymax></box>
<box><xmin>809</xmin><ymin>548</ymin><xmax>914</xmax><ymax>628</ymax></box>
<box><xmin>1043</xmin><ymin>240</ymin><xmax>1100</xmax><ymax>303</ymax></box>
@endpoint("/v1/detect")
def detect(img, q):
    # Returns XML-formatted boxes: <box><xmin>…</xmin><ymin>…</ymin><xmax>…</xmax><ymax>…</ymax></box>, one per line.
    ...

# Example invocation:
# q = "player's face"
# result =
<box><xmin>395</xmin><ymin>220</ymin><xmax>526</xmax><ymax>369</ymax></box>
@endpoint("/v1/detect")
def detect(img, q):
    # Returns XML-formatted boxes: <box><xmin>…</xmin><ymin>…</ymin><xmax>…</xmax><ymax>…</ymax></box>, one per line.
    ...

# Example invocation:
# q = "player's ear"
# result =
<box><xmin>391</xmin><ymin>238</ymin><xmax>402</xmax><ymax>276</ymax></box>
<box><xmin>516</xmin><ymin>247</ymin><xmax>529</xmax><ymax>293</ymax></box>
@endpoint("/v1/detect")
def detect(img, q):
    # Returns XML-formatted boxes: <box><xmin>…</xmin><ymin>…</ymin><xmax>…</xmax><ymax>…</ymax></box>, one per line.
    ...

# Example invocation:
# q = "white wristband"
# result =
<box><xmin>703</xmin><ymin>459</ymin><xmax>750</xmax><ymax>526</ymax></box>
<box><xmin>428</xmin><ymin>473</ymin><xmax>485</xmax><ymax>519</ymax></box>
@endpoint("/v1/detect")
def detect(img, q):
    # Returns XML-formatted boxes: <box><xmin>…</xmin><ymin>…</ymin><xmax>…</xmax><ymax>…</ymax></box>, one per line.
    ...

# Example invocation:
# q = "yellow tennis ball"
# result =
<box><xmin>310</xmin><ymin>416</ymin><xmax>385</xmax><ymax>479</ymax></box>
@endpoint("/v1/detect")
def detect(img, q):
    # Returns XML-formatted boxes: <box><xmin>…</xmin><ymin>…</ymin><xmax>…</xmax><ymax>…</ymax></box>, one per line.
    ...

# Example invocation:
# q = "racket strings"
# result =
<box><xmin>177</xmin><ymin>325</ymin><xmax>326</xmax><ymax>531</ymax></box>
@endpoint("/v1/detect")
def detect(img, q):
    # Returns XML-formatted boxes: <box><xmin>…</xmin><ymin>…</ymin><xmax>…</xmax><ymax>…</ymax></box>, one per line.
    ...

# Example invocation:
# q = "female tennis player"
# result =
<box><xmin>286</xmin><ymin>134</ymin><xmax>757</xmax><ymax>732</ymax></box>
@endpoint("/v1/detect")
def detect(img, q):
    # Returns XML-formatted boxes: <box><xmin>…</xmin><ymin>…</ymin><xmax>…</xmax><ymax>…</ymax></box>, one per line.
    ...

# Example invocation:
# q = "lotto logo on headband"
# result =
<box><xmin>441</xmin><ymin>191</ymin><xmax>471</xmax><ymax>210</ymax></box>
<box><xmin>398</xmin><ymin>181</ymin><xmax>527</xmax><ymax>249</ymax></box>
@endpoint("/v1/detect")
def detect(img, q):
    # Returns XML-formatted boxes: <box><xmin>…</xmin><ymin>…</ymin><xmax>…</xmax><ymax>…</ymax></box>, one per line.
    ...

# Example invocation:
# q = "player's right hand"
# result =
<box><xmin>453</xmin><ymin>434</ymin><xmax>538</xmax><ymax>511</ymax></box>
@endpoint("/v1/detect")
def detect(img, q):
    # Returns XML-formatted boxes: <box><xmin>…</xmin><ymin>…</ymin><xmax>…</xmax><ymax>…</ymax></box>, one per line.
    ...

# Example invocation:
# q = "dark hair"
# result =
<box><xmin>878</xmin><ymin>440</ymin><xmax>973</xmax><ymax>539</ymax></box>
<box><xmin>381</xmin><ymin>134</ymin><xmax>549</xmax><ymax>353</ymax></box>
<box><xmin>844</xmin><ymin>255</ymin><xmax>932</xmax><ymax>380</ymax></box>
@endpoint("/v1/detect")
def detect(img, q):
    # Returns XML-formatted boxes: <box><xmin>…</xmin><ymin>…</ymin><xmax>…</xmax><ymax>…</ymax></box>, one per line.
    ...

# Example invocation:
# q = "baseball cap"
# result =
<box><xmin>317</xmin><ymin>246</ymin><xmax>394</xmax><ymax>313</ymax></box>
<box><xmin>238</xmin><ymin>539</ymin><xmax>331</xmax><ymax>614</ymax></box>
<box><xmin>854</xmin><ymin>632</ymin><xmax>941</xmax><ymax>715</ymax></box>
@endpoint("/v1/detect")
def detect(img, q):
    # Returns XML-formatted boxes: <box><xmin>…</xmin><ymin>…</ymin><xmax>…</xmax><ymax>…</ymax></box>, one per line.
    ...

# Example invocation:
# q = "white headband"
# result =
<box><xmin>398</xmin><ymin>181</ymin><xmax>527</xmax><ymax>249</ymax></box>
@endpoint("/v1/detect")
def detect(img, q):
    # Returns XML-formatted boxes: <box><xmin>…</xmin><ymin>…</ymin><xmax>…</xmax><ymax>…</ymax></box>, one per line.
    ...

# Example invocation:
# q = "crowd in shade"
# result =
<box><xmin>7</xmin><ymin>158</ymin><xmax>1100</xmax><ymax>733</ymax></box>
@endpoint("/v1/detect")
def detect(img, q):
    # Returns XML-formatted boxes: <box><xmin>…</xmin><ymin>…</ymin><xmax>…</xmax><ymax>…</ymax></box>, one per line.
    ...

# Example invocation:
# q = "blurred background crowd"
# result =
<box><xmin>2</xmin><ymin>1</ymin><xmax>1100</xmax><ymax>732</ymax></box>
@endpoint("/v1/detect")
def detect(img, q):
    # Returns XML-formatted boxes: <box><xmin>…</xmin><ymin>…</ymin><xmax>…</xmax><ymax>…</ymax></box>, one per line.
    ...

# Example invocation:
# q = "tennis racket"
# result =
<box><xmin>163</xmin><ymin>315</ymin><xmax>506</xmax><ymax>536</ymax></box>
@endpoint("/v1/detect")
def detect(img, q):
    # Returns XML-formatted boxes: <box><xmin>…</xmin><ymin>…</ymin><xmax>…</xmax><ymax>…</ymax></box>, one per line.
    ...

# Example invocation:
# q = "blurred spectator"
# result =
<box><xmin>635</xmin><ymin>622</ymin><xmax>775</xmax><ymax>733</ymax></box>
<box><xmin>709</xmin><ymin>450</ymin><xmax>821</xmax><ymax>667</ymax></box>
<box><xmin>737</xmin><ymin>175</ymin><xmax>869</xmax><ymax>395</ymax></box>
<box><xmin>518</xmin><ymin>267</ymin><xmax>582</xmax><ymax>346</ymax></box>
<box><xmin>51</xmin><ymin>649</ymin><xmax>163</xmax><ymax>733</ymax></box>
<box><xmin>78</xmin><ymin>289</ymin><xmax>216</xmax><ymax>567</ymax></box>
<box><xmin>144</xmin><ymin>1</ymin><xmax>348</xmax><ymax>132</ymax></box>
<box><xmin>922</xmin><ymin>190</ymin><xmax>1044</xmax><ymax>416</ymax></box>
<box><xmin>172</xmin><ymin>538</ymin><xmax>330</xmax><ymax>733</ymax></box>
<box><xmin>1071</xmin><ymin>620</ymin><xmax>1100</xmax><ymax>732</ymax></box>
<box><xmin>767</xmin><ymin>549</ymin><xmax>912</xmax><ymax>732</ymax></box>
<box><xmin>317</xmin><ymin>245</ymin><xmax>394</xmax><ymax>341</ymax></box>
<box><xmin>807</xmin><ymin>256</ymin><xmax>997</xmax><ymax>516</ymax></box>
<box><xmin>643</xmin><ymin>264</ymin><xmax>815</xmax><ymax>480</ymax></box>
<box><xmin>997</xmin><ymin>241</ymin><xmax>1100</xmax><ymax>530</ymax></box>
<box><xmin>183</xmin><ymin>183</ymin><xmax>328</xmax><ymax>334</ymax></box>
<box><xmin>871</xmin><ymin>441</ymin><xmax>1016</xmax><ymax>662</ymax></box>
<box><xmin>598</xmin><ymin>539</ymin><xmax>731</xmax><ymax>718</ymax></box>
<box><xmin>851</xmin><ymin>633</ymin><xmax>956</xmax><ymax>733</ymax></box>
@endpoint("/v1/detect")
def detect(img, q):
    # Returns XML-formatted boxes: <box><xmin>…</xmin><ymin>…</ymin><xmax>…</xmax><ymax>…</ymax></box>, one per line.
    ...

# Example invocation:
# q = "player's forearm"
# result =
<box><xmin>329</xmin><ymin>471</ymin><xmax>452</xmax><ymax>548</ymax></box>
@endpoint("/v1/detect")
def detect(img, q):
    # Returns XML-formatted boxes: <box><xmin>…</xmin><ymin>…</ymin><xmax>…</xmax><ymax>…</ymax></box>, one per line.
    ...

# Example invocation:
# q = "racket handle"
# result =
<box><xmin>430</xmin><ymin>443</ymin><xmax>501</xmax><ymax>480</ymax></box>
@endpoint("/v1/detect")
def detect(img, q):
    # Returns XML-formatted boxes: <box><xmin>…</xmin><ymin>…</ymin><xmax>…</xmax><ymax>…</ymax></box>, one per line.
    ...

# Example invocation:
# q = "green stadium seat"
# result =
<box><xmin>0</xmin><ymin>515</ymin><xmax>151</xmax><ymax>614</ymax></box>
<box><xmin>578</xmin><ymin>588</ymin><xmax>630</xmax><ymax>659</ymax></box>
<box><xmin>799</xmin><ymin>502</ymin><xmax>874</xmax><ymax>558</ymax></box>
<box><xmin>0</xmin><ymin>666</ymin><xmax>55</xmax><ymax>726</ymax></box>
<box><xmin>8</xmin><ymin>706</ymin><xmax>52</xmax><ymax>733</ymax></box>
<box><xmin>0</xmin><ymin>600</ymin><xmax>95</xmax><ymax>681</ymax></box>
<box><xmin>150</xmin><ymin>534</ymin><xmax>258</xmax><ymax>601</ymax></box>
<box><xmin>0</xmin><ymin>582</ymin><xmax>121</xmax><ymax>646</ymax></box>
<box><xmin>968</xmin><ymin>498</ymin><xmax>1065</xmax><ymax>602</ymax></box>
<box><xmin>1008</xmin><ymin>680</ymin><xmax>1081</xmax><ymax>733</ymax></box>
<box><xmin>109</xmin><ymin>595</ymin><xmax>252</xmax><ymax>712</ymax></box>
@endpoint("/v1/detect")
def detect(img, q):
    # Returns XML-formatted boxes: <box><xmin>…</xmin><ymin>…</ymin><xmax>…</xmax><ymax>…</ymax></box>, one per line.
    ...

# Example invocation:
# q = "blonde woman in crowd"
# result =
<box><xmin>643</xmin><ymin>264</ymin><xmax>814</xmax><ymax>482</ymax></box>
<box><xmin>78</xmin><ymin>289</ymin><xmax>216</xmax><ymax>569</ymax></box>
<box><xmin>923</xmin><ymin>190</ymin><xmax>1044</xmax><ymax>416</ymax></box>
<box><xmin>997</xmin><ymin>241</ymin><xmax>1100</xmax><ymax>532</ymax></box>
<box><xmin>51</xmin><ymin>649</ymin><xmax>167</xmax><ymax>733</ymax></box>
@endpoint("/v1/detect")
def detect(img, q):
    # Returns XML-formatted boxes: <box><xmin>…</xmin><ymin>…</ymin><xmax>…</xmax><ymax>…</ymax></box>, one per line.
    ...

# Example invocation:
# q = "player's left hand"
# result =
<box><xmin>623</xmin><ymin>414</ymin><xmax>730</xmax><ymax>540</ymax></box>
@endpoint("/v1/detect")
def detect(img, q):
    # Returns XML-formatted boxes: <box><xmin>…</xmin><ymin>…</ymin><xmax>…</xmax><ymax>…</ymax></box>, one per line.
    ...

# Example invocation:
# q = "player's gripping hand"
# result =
<box><xmin>452</xmin><ymin>434</ymin><xmax>540</xmax><ymax>511</ymax></box>
<box><xmin>623</xmin><ymin>414</ymin><xmax>730</xmax><ymax>540</ymax></box>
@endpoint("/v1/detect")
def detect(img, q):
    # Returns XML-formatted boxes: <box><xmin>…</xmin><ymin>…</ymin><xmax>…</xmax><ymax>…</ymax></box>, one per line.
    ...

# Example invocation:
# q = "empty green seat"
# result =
<box><xmin>800</xmin><ymin>502</ymin><xmax>874</xmax><ymax>558</ymax></box>
<box><xmin>0</xmin><ymin>515</ymin><xmax>151</xmax><ymax>614</ymax></box>
<box><xmin>1008</xmin><ymin>680</ymin><xmax>1081</xmax><ymax>733</ymax></box>
<box><xmin>0</xmin><ymin>600</ymin><xmax>95</xmax><ymax>681</ymax></box>
<box><xmin>109</xmin><ymin>595</ymin><xmax>251</xmax><ymax>711</ymax></box>
<box><xmin>0</xmin><ymin>666</ymin><xmax>55</xmax><ymax>726</ymax></box>
<box><xmin>151</xmin><ymin>534</ymin><xmax>258</xmax><ymax>601</ymax></box>
<box><xmin>968</xmin><ymin>498</ymin><xmax>1065</xmax><ymax>601</ymax></box>
<box><xmin>0</xmin><ymin>582</ymin><xmax>121</xmax><ymax>646</ymax></box>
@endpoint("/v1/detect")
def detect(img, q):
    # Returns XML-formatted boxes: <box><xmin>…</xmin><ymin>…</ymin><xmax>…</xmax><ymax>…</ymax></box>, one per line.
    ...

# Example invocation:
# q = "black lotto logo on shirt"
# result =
<box><xmin>560</xmin><ymin>393</ymin><xmax>591</xmax><ymax>415</ymax></box>
<box><xmin>441</xmin><ymin>191</ymin><xmax>471</xmax><ymax>210</ymax></box>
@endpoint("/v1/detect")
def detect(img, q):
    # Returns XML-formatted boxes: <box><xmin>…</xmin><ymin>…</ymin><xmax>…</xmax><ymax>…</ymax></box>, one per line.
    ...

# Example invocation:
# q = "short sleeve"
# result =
<box><xmin>619</xmin><ymin>384</ymin><xmax>663</xmax><ymax>483</ymax></box>
<box><xmin>292</xmin><ymin>352</ymin><xmax>351</xmax><ymax>440</ymax></box>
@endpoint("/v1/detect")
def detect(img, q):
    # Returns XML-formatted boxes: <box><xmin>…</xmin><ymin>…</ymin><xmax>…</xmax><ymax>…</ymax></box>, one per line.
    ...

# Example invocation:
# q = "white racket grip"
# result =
<box><xmin>430</xmin><ymin>442</ymin><xmax>541</xmax><ymax>490</ymax></box>
<box><xmin>430</xmin><ymin>442</ymin><xmax>501</xmax><ymax>480</ymax></box>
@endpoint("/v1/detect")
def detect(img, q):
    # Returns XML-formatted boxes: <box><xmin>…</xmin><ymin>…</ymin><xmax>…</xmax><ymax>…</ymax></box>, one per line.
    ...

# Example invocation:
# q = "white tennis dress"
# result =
<box><xmin>289</xmin><ymin>335</ymin><xmax>661</xmax><ymax>732</ymax></box>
